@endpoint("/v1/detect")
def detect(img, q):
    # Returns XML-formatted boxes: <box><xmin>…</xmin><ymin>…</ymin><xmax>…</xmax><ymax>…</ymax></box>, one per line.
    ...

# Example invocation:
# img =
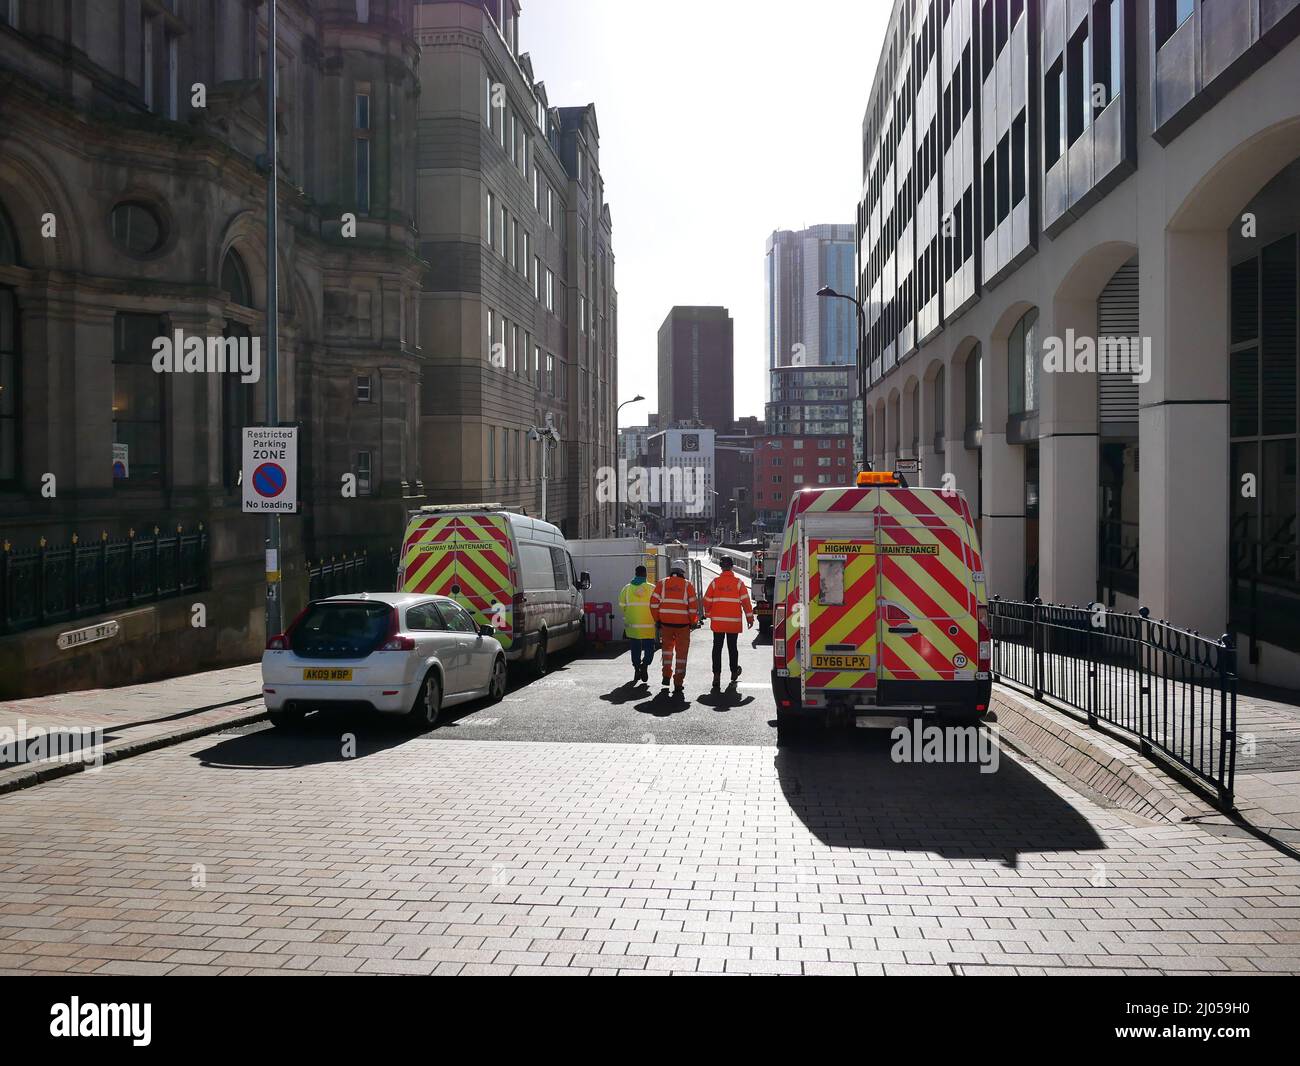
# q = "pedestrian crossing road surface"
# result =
<box><xmin>0</xmin><ymin>630</ymin><xmax>1298</xmax><ymax>975</ymax></box>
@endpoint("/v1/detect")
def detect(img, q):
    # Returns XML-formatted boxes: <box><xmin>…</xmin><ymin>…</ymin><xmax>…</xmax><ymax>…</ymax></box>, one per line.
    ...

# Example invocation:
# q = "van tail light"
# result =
<box><xmin>266</xmin><ymin>606</ymin><xmax>308</xmax><ymax>650</ymax></box>
<box><xmin>977</xmin><ymin>604</ymin><xmax>991</xmax><ymax>670</ymax></box>
<box><xmin>378</xmin><ymin>606</ymin><xmax>415</xmax><ymax>651</ymax></box>
<box><xmin>773</xmin><ymin>605</ymin><xmax>787</xmax><ymax>667</ymax></box>
<box><xmin>512</xmin><ymin>592</ymin><xmax>525</xmax><ymax>636</ymax></box>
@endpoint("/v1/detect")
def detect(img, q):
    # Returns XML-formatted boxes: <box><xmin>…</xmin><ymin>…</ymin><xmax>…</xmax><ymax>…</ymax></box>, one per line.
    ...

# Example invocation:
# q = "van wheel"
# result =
<box><xmin>532</xmin><ymin>637</ymin><xmax>549</xmax><ymax>678</ymax></box>
<box><xmin>776</xmin><ymin>706</ymin><xmax>814</xmax><ymax>744</ymax></box>
<box><xmin>408</xmin><ymin>671</ymin><xmax>443</xmax><ymax>730</ymax></box>
<box><xmin>487</xmin><ymin>656</ymin><xmax>508</xmax><ymax>703</ymax></box>
<box><xmin>943</xmin><ymin>707</ymin><xmax>986</xmax><ymax>727</ymax></box>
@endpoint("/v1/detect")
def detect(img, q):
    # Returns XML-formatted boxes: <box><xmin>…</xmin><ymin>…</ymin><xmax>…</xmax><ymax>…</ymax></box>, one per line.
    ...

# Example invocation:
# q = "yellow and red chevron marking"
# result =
<box><xmin>877</xmin><ymin>529</ymin><xmax>976</xmax><ymax>682</ymax></box>
<box><xmin>399</xmin><ymin>514</ymin><xmax>517</xmax><ymax>648</ymax></box>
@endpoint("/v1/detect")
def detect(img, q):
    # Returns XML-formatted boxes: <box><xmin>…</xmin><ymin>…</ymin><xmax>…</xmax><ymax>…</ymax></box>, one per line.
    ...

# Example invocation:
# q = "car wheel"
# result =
<box><xmin>408</xmin><ymin>671</ymin><xmax>443</xmax><ymax>730</ymax></box>
<box><xmin>487</xmin><ymin>655</ymin><xmax>508</xmax><ymax>702</ymax></box>
<box><xmin>531</xmin><ymin>637</ymin><xmax>549</xmax><ymax>678</ymax></box>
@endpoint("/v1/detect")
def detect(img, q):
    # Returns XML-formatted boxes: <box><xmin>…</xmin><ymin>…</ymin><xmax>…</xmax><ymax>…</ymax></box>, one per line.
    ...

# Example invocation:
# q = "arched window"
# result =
<box><xmin>221</xmin><ymin>249</ymin><xmax>254</xmax><ymax>308</ymax></box>
<box><xmin>220</xmin><ymin>249</ymin><xmax>255</xmax><ymax>488</ymax></box>
<box><xmin>965</xmin><ymin>343</ymin><xmax>983</xmax><ymax>432</ymax></box>
<box><xmin>0</xmin><ymin>206</ymin><xmax>20</xmax><ymax>483</ymax></box>
<box><xmin>934</xmin><ymin>365</ymin><xmax>946</xmax><ymax>446</ymax></box>
<box><xmin>1008</xmin><ymin>308</ymin><xmax>1040</xmax><ymax>416</ymax></box>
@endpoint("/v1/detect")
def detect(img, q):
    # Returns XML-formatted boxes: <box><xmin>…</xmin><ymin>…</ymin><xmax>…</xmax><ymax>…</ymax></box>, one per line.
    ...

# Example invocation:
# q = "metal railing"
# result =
<box><xmin>307</xmin><ymin>547</ymin><xmax>397</xmax><ymax>600</ymax></box>
<box><xmin>988</xmin><ymin>597</ymin><xmax>1237</xmax><ymax>810</ymax></box>
<box><xmin>1</xmin><ymin>525</ymin><xmax>209</xmax><ymax>636</ymax></box>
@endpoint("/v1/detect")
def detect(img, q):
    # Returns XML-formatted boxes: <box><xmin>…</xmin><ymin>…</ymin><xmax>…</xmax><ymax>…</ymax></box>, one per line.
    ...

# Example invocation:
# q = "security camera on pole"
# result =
<box><xmin>527</xmin><ymin>413</ymin><xmax>560</xmax><ymax>522</ymax></box>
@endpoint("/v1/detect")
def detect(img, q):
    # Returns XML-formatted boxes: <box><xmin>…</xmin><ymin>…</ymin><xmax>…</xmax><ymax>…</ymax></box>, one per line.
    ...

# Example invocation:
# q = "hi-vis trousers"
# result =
<box><xmin>659</xmin><ymin>625</ymin><xmax>690</xmax><ymax>685</ymax></box>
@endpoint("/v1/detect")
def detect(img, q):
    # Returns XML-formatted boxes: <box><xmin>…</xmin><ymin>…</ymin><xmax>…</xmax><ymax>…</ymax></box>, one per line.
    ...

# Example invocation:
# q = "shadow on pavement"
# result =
<box><xmin>696</xmin><ymin>685</ymin><xmax>755</xmax><ymax>711</ymax></box>
<box><xmin>599</xmin><ymin>681</ymin><xmax>651</xmax><ymax>706</ymax></box>
<box><xmin>635</xmin><ymin>689</ymin><xmax>690</xmax><ymax>718</ymax></box>
<box><xmin>190</xmin><ymin>710</ymin><xmax>415</xmax><ymax>770</ymax></box>
<box><xmin>774</xmin><ymin>725</ymin><xmax>1106</xmax><ymax>865</ymax></box>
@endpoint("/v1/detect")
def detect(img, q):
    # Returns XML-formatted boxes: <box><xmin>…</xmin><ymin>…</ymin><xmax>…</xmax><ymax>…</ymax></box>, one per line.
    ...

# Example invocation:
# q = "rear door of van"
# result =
<box><xmin>399</xmin><ymin>512</ymin><xmax>517</xmax><ymax>653</ymax></box>
<box><xmin>875</xmin><ymin>489</ymin><xmax>980</xmax><ymax>684</ymax></box>
<box><xmin>797</xmin><ymin>512</ymin><xmax>878</xmax><ymax>699</ymax></box>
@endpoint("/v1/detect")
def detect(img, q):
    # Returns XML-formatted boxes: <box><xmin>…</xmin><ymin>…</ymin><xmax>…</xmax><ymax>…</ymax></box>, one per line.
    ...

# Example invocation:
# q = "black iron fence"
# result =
<box><xmin>1</xmin><ymin>525</ymin><xmax>208</xmax><ymax>636</ymax></box>
<box><xmin>307</xmin><ymin>547</ymin><xmax>398</xmax><ymax>600</ymax></box>
<box><xmin>988</xmin><ymin>597</ymin><xmax>1237</xmax><ymax>810</ymax></box>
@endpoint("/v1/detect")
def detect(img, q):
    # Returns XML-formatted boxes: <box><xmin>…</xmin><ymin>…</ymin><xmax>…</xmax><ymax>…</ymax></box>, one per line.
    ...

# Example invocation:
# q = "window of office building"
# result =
<box><xmin>356</xmin><ymin>450</ymin><xmax>373</xmax><ymax>495</ymax></box>
<box><xmin>1067</xmin><ymin>23</ymin><xmax>1091</xmax><ymax>144</ymax></box>
<box><xmin>1231</xmin><ymin>234</ymin><xmax>1299</xmax><ymax>569</ymax></box>
<box><xmin>965</xmin><ymin>344</ymin><xmax>983</xmax><ymax>432</ymax></box>
<box><xmin>1156</xmin><ymin>0</ymin><xmax>1194</xmax><ymax>49</ymax></box>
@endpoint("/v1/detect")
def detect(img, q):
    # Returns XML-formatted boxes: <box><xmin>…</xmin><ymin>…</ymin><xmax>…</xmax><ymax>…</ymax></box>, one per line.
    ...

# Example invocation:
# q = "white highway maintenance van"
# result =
<box><xmin>770</xmin><ymin>471</ymin><xmax>991</xmax><ymax>735</ymax></box>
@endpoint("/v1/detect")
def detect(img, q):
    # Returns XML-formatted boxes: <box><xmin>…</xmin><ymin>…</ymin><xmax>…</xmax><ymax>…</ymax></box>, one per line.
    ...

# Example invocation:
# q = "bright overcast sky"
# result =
<box><xmin>520</xmin><ymin>0</ymin><xmax>889</xmax><ymax>427</ymax></box>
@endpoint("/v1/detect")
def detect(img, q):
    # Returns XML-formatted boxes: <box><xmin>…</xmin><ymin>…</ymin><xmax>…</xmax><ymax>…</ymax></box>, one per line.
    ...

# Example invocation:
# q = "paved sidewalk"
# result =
<box><xmin>1</xmin><ymin>733</ymin><xmax>1297</xmax><ymax>975</ymax></box>
<box><xmin>1212</xmin><ymin>686</ymin><xmax>1300</xmax><ymax>843</ymax></box>
<box><xmin>0</xmin><ymin>664</ymin><xmax>264</xmax><ymax>794</ymax></box>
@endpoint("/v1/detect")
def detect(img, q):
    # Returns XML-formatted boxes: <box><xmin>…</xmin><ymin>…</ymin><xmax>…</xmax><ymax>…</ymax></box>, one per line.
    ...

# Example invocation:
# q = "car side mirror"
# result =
<box><xmin>578</xmin><ymin>571</ymin><xmax>591</xmax><ymax>591</ymax></box>
<box><xmin>478</xmin><ymin>623</ymin><xmax>495</xmax><ymax>637</ymax></box>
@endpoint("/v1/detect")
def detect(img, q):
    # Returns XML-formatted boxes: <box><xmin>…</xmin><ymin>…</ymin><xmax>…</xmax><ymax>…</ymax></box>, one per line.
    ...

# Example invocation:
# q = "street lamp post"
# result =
<box><xmin>817</xmin><ymin>285</ymin><xmax>867</xmax><ymax>471</ymax></box>
<box><xmin>527</xmin><ymin>419</ymin><xmax>559</xmax><ymax>523</ymax></box>
<box><xmin>264</xmin><ymin>0</ymin><xmax>282</xmax><ymax>638</ymax></box>
<box><xmin>614</xmin><ymin>394</ymin><xmax>645</xmax><ymax>535</ymax></box>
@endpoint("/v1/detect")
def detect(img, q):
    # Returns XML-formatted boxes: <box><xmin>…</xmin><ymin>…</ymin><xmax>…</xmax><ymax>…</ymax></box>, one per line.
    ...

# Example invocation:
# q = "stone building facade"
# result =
<box><xmin>412</xmin><ymin>0</ymin><xmax>618</xmax><ymax>538</ymax></box>
<box><xmin>858</xmin><ymin>0</ymin><xmax>1300</xmax><ymax>684</ymax></box>
<box><xmin>0</xmin><ymin>0</ymin><xmax>423</xmax><ymax>693</ymax></box>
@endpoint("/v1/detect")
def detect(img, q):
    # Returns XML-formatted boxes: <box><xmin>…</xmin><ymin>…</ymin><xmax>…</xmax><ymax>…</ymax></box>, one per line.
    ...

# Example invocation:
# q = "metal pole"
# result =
<box><xmin>264</xmin><ymin>0</ymin><xmax>282</xmax><ymax>636</ymax></box>
<box><xmin>540</xmin><ymin>438</ymin><xmax>548</xmax><ymax>522</ymax></box>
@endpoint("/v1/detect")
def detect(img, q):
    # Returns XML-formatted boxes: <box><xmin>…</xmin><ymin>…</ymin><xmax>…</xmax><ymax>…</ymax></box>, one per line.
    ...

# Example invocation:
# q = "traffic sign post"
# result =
<box><xmin>241</xmin><ymin>427</ymin><xmax>298</xmax><ymax>514</ymax></box>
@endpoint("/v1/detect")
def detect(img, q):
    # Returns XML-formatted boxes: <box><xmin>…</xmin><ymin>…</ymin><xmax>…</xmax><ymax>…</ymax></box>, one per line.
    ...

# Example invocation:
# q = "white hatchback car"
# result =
<box><xmin>261</xmin><ymin>592</ymin><xmax>508</xmax><ymax>729</ymax></box>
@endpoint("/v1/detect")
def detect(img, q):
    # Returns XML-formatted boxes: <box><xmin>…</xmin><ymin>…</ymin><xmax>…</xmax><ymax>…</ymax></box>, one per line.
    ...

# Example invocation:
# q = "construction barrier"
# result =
<box><xmin>584</xmin><ymin>602</ymin><xmax>614</xmax><ymax>645</ymax></box>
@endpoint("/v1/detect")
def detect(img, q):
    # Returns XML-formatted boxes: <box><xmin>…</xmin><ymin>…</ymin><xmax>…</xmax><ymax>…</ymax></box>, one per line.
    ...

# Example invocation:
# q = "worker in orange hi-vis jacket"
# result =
<box><xmin>649</xmin><ymin>562</ymin><xmax>699</xmax><ymax>696</ymax></box>
<box><xmin>702</xmin><ymin>556</ymin><xmax>754</xmax><ymax>690</ymax></box>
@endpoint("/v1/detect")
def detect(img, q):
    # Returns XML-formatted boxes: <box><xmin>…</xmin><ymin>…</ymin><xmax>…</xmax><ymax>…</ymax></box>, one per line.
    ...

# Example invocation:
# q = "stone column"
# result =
<box><xmin>1138</xmin><ymin>227</ymin><xmax>1230</xmax><ymax>633</ymax></box>
<box><xmin>1038</xmin><ymin>294</ymin><xmax>1101</xmax><ymax>605</ymax></box>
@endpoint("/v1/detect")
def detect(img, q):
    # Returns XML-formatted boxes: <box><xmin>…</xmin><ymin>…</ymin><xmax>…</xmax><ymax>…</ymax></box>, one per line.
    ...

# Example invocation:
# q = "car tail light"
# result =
<box><xmin>265</xmin><ymin>605</ymin><xmax>308</xmax><ymax>650</ymax></box>
<box><xmin>377</xmin><ymin>606</ymin><xmax>414</xmax><ymax>651</ymax></box>
<box><xmin>977</xmin><ymin>604</ymin><xmax>991</xmax><ymax>670</ymax></box>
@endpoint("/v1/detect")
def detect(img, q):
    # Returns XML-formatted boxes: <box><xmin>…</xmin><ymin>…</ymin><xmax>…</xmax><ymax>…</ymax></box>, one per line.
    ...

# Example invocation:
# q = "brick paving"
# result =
<box><xmin>0</xmin><ymin>730</ymin><xmax>1297</xmax><ymax>975</ymax></box>
<box><xmin>0</xmin><ymin>664</ymin><xmax>263</xmax><ymax>793</ymax></box>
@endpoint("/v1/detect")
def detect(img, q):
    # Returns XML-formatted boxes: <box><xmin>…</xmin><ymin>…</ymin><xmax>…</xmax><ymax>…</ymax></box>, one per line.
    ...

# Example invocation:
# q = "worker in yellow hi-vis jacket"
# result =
<box><xmin>618</xmin><ymin>565</ymin><xmax>656</xmax><ymax>684</ymax></box>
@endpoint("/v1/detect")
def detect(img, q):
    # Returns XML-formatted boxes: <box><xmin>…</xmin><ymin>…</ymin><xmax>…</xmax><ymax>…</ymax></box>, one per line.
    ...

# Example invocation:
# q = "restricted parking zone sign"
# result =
<box><xmin>241</xmin><ymin>426</ymin><xmax>299</xmax><ymax>514</ymax></box>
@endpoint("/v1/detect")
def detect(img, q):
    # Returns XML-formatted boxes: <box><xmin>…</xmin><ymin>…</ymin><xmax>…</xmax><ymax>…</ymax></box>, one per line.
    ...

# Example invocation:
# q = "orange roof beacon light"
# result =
<box><xmin>856</xmin><ymin>470</ymin><xmax>901</xmax><ymax>487</ymax></box>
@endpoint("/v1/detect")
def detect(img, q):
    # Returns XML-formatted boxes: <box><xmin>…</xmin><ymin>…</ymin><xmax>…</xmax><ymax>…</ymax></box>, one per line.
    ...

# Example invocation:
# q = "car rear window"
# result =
<box><xmin>291</xmin><ymin>602</ymin><xmax>392</xmax><ymax>659</ymax></box>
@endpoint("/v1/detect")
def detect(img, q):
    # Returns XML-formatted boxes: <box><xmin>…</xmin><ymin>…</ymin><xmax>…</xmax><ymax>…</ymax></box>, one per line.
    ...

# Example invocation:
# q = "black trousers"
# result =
<box><xmin>711</xmin><ymin>631</ymin><xmax>739</xmax><ymax>675</ymax></box>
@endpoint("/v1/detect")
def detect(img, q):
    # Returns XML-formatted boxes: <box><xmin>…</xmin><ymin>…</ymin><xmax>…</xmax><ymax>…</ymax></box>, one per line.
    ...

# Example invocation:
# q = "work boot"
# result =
<box><xmin>661</xmin><ymin>675</ymin><xmax>671</xmax><ymax>689</ymax></box>
<box><xmin>673</xmin><ymin>680</ymin><xmax>684</xmax><ymax>697</ymax></box>
<box><xmin>731</xmin><ymin>665</ymin><xmax>742</xmax><ymax>682</ymax></box>
<box><xmin>711</xmin><ymin>673</ymin><xmax>721</xmax><ymax>691</ymax></box>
